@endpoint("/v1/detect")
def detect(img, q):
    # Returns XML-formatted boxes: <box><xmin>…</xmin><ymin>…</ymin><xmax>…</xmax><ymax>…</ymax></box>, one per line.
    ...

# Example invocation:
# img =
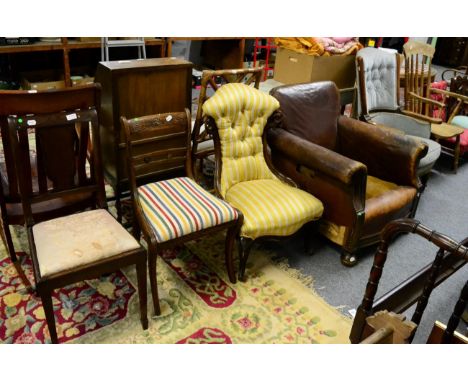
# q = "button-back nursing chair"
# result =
<box><xmin>356</xmin><ymin>47</ymin><xmax>441</xmax><ymax>181</ymax></box>
<box><xmin>7</xmin><ymin>86</ymin><xmax>148</xmax><ymax>343</ymax></box>
<box><xmin>266</xmin><ymin>81</ymin><xmax>427</xmax><ymax>266</ymax></box>
<box><xmin>191</xmin><ymin>68</ymin><xmax>263</xmax><ymax>180</ymax></box>
<box><xmin>202</xmin><ymin>83</ymin><xmax>324</xmax><ymax>280</ymax></box>
<box><xmin>121</xmin><ymin>109</ymin><xmax>242</xmax><ymax>316</ymax></box>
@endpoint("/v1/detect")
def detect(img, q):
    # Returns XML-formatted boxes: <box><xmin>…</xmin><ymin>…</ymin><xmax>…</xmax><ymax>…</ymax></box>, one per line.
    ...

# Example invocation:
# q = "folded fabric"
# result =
<box><xmin>315</xmin><ymin>37</ymin><xmax>363</xmax><ymax>55</ymax></box>
<box><xmin>275</xmin><ymin>37</ymin><xmax>362</xmax><ymax>56</ymax></box>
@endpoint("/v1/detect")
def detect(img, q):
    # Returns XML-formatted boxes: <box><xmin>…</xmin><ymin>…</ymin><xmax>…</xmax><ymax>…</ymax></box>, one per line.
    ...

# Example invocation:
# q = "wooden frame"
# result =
<box><xmin>7</xmin><ymin>104</ymin><xmax>148</xmax><ymax>344</ymax></box>
<box><xmin>191</xmin><ymin>68</ymin><xmax>263</xmax><ymax>181</ymax></box>
<box><xmin>121</xmin><ymin>109</ymin><xmax>243</xmax><ymax>315</ymax></box>
<box><xmin>350</xmin><ymin>218</ymin><xmax>467</xmax><ymax>344</ymax></box>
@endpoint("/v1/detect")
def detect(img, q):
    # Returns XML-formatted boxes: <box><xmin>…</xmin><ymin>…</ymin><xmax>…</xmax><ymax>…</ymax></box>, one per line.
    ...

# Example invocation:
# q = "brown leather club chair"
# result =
<box><xmin>266</xmin><ymin>81</ymin><xmax>428</xmax><ymax>266</ymax></box>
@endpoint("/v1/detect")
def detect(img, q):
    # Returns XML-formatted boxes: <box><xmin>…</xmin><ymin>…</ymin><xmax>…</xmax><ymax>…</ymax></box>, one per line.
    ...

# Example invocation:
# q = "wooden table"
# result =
<box><xmin>431</xmin><ymin>122</ymin><xmax>465</xmax><ymax>172</ymax></box>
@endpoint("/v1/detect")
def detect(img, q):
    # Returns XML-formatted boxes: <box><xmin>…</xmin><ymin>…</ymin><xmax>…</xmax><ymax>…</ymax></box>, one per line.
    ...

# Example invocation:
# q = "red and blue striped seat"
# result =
<box><xmin>138</xmin><ymin>177</ymin><xmax>239</xmax><ymax>243</ymax></box>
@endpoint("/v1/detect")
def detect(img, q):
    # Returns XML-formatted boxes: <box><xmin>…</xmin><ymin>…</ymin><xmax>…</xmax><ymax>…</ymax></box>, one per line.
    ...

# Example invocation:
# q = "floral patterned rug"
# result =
<box><xmin>0</xmin><ymin>226</ymin><xmax>351</xmax><ymax>344</ymax></box>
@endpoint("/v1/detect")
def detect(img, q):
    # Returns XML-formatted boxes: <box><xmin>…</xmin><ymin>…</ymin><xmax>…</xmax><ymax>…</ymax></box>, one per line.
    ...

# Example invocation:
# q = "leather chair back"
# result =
<box><xmin>270</xmin><ymin>81</ymin><xmax>340</xmax><ymax>151</ymax></box>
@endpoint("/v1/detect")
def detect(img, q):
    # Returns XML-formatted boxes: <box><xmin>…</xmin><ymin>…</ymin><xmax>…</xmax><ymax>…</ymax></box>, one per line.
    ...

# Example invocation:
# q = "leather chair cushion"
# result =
<box><xmin>138</xmin><ymin>177</ymin><xmax>239</xmax><ymax>243</ymax></box>
<box><xmin>33</xmin><ymin>209</ymin><xmax>140</xmax><ymax>277</ymax></box>
<box><xmin>225</xmin><ymin>179</ymin><xmax>323</xmax><ymax>240</ymax></box>
<box><xmin>357</xmin><ymin>48</ymin><xmax>399</xmax><ymax>112</ymax></box>
<box><xmin>270</xmin><ymin>82</ymin><xmax>340</xmax><ymax>150</ymax></box>
<box><xmin>202</xmin><ymin>83</ymin><xmax>279</xmax><ymax>197</ymax></box>
<box><xmin>364</xmin><ymin>176</ymin><xmax>417</xmax><ymax>225</ymax></box>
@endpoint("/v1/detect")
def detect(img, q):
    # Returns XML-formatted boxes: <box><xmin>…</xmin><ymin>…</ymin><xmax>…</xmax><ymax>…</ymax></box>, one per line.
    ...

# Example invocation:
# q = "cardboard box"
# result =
<box><xmin>273</xmin><ymin>47</ymin><xmax>356</xmax><ymax>89</ymax></box>
<box><xmin>21</xmin><ymin>70</ymin><xmax>66</xmax><ymax>91</ymax></box>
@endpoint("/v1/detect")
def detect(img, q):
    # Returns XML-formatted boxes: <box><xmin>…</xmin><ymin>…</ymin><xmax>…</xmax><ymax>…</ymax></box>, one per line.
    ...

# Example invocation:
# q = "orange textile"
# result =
<box><xmin>275</xmin><ymin>37</ymin><xmax>362</xmax><ymax>56</ymax></box>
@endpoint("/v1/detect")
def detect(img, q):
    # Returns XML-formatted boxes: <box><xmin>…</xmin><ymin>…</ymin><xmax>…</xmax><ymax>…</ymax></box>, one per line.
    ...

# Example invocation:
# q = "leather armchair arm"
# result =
<box><xmin>267</xmin><ymin>127</ymin><xmax>367</xmax><ymax>186</ymax></box>
<box><xmin>337</xmin><ymin>116</ymin><xmax>428</xmax><ymax>188</ymax></box>
<box><xmin>267</xmin><ymin>127</ymin><xmax>368</xmax><ymax>226</ymax></box>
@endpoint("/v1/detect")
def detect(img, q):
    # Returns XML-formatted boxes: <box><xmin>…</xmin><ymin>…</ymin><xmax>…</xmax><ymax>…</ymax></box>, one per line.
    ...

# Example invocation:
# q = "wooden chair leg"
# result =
<box><xmin>238</xmin><ymin>237</ymin><xmax>253</xmax><ymax>282</ymax></box>
<box><xmin>304</xmin><ymin>221</ymin><xmax>319</xmax><ymax>256</ymax></box>
<box><xmin>132</xmin><ymin>218</ymin><xmax>141</xmax><ymax>242</ymax></box>
<box><xmin>225</xmin><ymin>226</ymin><xmax>238</xmax><ymax>284</ymax></box>
<box><xmin>453</xmin><ymin>135</ymin><xmax>461</xmax><ymax>173</ymax></box>
<box><xmin>410</xmin><ymin>190</ymin><xmax>422</xmax><ymax>219</ymax></box>
<box><xmin>115</xmin><ymin>185</ymin><xmax>123</xmax><ymax>223</ymax></box>
<box><xmin>0</xmin><ymin>221</ymin><xmax>17</xmax><ymax>262</ymax></box>
<box><xmin>39</xmin><ymin>287</ymin><xmax>58</xmax><ymax>344</ymax></box>
<box><xmin>136</xmin><ymin>259</ymin><xmax>148</xmax><ymax>330</ymax></box>
<box><xmin>148</xmin><ymin>250</ymin><xmax>161</xmax><ymax>316</ymax></box>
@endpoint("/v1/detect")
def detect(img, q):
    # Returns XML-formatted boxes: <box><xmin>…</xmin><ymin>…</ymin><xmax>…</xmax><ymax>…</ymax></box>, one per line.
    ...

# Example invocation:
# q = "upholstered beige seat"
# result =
<box><xmin>33</xmin><ymin>209</ymin><xmax>140</xmax><ymax>277</ymax></box>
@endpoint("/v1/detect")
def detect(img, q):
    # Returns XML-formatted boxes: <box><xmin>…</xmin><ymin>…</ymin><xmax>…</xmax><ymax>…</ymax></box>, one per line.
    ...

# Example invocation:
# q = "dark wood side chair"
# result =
<box><xmin>0</xmin><ymin>85</ymin><xmax>101</xmax><ymax>263</ymax></box>
<box><xmin>7</xmin><ymin>98</ymin><xmax>148</xmax><ymax>344</ymax></box>
<box><xmin>203</xmin><ymin>83</ymin><xmax>324</xmax><ymax>280</ymax></box>
<box><xmin>350</xmin><ymin>218</ymin><xmax>467</xmax><ymax>344</ymax></box>
<box><xmin>121</xmin><ymin>109</ymin><xmax>242</xmax><ymax>316</ymax></box>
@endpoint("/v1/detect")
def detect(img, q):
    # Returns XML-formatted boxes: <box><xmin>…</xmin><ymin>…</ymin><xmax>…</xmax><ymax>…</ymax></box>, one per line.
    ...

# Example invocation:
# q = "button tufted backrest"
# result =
<box><xmin>203</xmin><ymin>83</ymin><xmax>279</xmax><ymax>197</ymax></box>
<box><xmin>357</xmin><ymin>48</ymin><xmax>399</xmax><ymax>113</ymax></box>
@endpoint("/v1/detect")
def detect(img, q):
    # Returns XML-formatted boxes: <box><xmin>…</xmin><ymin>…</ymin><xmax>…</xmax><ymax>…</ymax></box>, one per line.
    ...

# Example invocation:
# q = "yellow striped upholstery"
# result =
<box><xmin>225</xmin><ymin>179</ymin><xmax>324</xmax><ymax>239</ymax></box>
<box><xmin>202</xmin><ymin>83</ymin><xmax>280</xmax><ymax>198</ymax></box>
<box><xmin>138</xmin><ymin>177</ymin><xmax>238</xmax><ymax>243</ymax></box>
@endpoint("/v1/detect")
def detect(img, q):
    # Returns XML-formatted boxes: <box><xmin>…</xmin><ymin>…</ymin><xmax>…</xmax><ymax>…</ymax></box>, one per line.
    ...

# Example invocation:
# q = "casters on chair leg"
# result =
<box><xmin>341</xmin><ymin>251</ymin><xmax>358</xmax><ymax>267</ymax></box>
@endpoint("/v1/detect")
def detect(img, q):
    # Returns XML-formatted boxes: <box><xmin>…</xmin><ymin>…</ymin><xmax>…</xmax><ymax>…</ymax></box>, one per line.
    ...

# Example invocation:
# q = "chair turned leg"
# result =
<box><xmin>238</xmin><ymin>237</ymin><xmax>253</xmax><ymax>282</ymax></box>
<box><xmin>0</xmin><ymin>222</ymin><xmax>17</xmax><ymax>262</ymax></box>
<box><xmin>39</xmin><ymin>287</ymin><xmax>58</xmax><ymax>344</ymax></box>
<box><xmin>148</xmin><ymin>250</ymin><xmax>161</xmax><ymax>316</ymax></box>
<box><xmin>135</xmin><ymin>259</ymin><xmax>148</xmax><ymax>330</ymax></box>
<box><xmin>341</xmin><ymin>250</ymin><xmax>358</xmax><ymax>267</ymax></box>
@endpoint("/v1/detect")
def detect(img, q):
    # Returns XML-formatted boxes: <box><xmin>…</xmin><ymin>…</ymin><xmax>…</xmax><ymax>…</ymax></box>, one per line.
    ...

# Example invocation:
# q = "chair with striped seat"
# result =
<box><xmin>203</xmin><ymin>83</ymin><xmax>324</xmax><ymax>280</ymax></box>
<box><xmin>121</xmin><ymin>109</ymin><xmax>242</xmax><ymax>316</ymax></box>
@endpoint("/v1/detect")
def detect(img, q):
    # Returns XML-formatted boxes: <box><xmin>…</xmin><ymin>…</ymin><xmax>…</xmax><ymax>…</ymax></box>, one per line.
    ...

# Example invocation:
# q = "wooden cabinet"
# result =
<box><xmin>95</xmin><ymin>58</ymin><xmax>193</xmax><ymax>213</ymax></box>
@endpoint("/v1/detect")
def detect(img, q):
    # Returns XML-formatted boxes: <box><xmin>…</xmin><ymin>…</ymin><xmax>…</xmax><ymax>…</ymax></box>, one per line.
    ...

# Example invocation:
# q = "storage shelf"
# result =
<box><xmin>0</xmin><ymin>38</ymin><xmax>166</xmax><ymax>87</ymax></box>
